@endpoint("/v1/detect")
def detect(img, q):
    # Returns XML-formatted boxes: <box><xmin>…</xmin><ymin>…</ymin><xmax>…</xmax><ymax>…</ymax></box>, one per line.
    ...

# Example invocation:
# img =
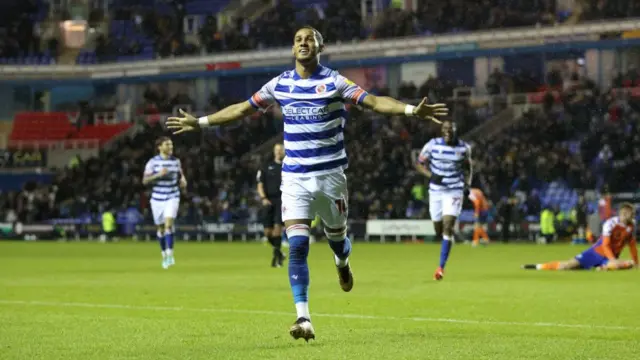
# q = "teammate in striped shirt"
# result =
<box><xmin>142</xmin><ymin>137</ymin><xmax>187</xmax><ymax>269</ymax></box>
<box><xmin>523</xmin><ymin>203</ymin><xmax>638</xmax><ymax>271</ymax></box>
<box><xmin>166</xmin><ymin>26</ymin><xmax>448</xmax><ymax>341</ymax></box>
<box><xmin>416</xmin><ymin>121</ymin><xmax>472</xmax><ymax>281</ymax></box>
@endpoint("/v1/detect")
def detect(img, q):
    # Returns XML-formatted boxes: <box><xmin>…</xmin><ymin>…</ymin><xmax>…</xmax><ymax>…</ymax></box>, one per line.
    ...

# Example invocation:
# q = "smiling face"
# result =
<box><xmin>442</xmin><ymin>121</ymin><xmax>455</xmax><ymax>143</ymax></box>
<box><xmin>292</xmin><ymin>27</ymin><xmax>322</xmax><ymax>64</ymax></box>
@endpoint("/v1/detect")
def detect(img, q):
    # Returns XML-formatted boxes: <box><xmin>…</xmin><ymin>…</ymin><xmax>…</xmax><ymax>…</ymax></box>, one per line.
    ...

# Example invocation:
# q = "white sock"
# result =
<box><xmin>162</xmin><ymin>251</ymin><xmax>166</xmax><ymax>258</ymax></box>
<box><xmin>443</xmin><ymin>234</ymin><xmax>451</xmax><ymax>242</ymax></box>
<box><xmin>334</xmin><ymin>254</ymin><xmax>349</xmax><ymax>268</ymax></box>
<box><xmin>295</xmin><ymin>302</ymin><xmax>310</xmax><ymax>320</ymax></box>
<box><xmin>165</xmin><ymin>249</ymin><xmax>173</xmax><ymax>256</ymax></box>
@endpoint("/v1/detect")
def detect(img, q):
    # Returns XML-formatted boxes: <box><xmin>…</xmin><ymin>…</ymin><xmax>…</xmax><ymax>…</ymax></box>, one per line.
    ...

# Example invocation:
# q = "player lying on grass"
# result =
<box><xmin>523</xmin><ymin>202</ymin><xmax>638</xmax><ymax>271</ymax></box>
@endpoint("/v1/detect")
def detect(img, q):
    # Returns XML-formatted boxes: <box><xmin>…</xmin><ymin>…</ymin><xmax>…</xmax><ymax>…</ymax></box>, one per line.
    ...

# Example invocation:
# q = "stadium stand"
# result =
<box><xmin>9</xmin><ymin>112</ymin><xmax>132</xmax><ymax>148</ymax></box>
<box><xmin>1</xmin><ymin>0</ymin><xmax>639</xmax><ymax>245</ymax></box>
<box><xmin>2</xmin><ymin>0</ymin><xmax>639</xmax><ymax>64</ymax></box>
<box><xmin>3</xmin><ymin>78</ymin><xmax>638</xmax><ymax>226</ymax></box>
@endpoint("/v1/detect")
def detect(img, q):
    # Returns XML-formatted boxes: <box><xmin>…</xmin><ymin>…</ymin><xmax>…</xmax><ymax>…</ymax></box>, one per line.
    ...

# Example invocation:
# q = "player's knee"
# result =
<box><xmin>164</xmin><ymin>218</ymin><xmax>174</xmax><ymax>231</ymax></box>
<box><xmin>156</xmin><ymin>226</ymin><xmax>165</xmax><ymax>236</ymax></box>
<box><xmin>285</xmin><ymin>224</ymin><xmax>310</xmax><ymax>258</ymax></box>
<box><xmin>324</xmin><ymin>226</ymin><xmax>347</xmax><ymax>242</ymax></box>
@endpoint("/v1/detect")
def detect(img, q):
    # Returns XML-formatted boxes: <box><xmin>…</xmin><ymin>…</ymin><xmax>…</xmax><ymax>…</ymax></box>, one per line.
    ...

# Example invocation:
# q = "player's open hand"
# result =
<box><xmin>166</xmin><ymin>109</ymin><xmax>199</xmax><ymax>135</ymax></box>
<box><xmin>413</xmin><ymin>97</ymin><xmax>448</xmax><ymax>124</ymax></box>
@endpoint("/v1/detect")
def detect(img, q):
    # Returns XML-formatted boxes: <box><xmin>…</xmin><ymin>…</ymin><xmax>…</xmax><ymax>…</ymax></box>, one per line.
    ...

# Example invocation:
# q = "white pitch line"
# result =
<box><xmin>0</xmin><ymin>299</ymin><xmax>638</xmax><ymax>331</ymax></box>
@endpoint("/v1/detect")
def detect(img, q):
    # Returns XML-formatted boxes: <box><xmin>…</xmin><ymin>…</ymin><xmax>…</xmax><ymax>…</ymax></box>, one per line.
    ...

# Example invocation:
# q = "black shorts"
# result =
<box><xmin>261</xmin><ymin>197</ymin><xmax>282</xmax><ymax>228</ymax></box>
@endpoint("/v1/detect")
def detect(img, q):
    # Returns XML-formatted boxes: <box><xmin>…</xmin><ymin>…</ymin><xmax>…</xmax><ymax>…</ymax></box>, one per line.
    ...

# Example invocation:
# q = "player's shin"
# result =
<box><xmin>157</xmin><ymin>231</ymin><xmax>167</xmax><ymax>256</ymax></box>
<box><xmin>326</xmin><ymin>227</ymin><xmax>351</xmax><ymax>268</ymax></box>
<box><xmin>164</xmin><ymin>228</ymin><xmax>174</xmax><ymax>256</ymax></box>
<box><xmin>440</xmin><ymin>234</ymin><xmax>453</xmax><ymax>269</ymax></box>
<box><xmin>286</xmin><ymin>224</ymin><xmax>311</xmax><ymax>320</ymax></box>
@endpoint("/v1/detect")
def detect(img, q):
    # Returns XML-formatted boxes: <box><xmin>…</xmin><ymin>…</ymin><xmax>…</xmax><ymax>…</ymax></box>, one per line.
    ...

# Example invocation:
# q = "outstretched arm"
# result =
<box><xmin>335</xmin><ymin>75</ymin><xmax>447</xmax><ymax>124</ymax></box>
<box><xmin>167</xmin><ymin>76</ymin><xmax>278</xmax><ymax>134</ymax></box>
<box><xmin>362</xmin><ymin>95</ymin><xmax>448</xmax><ymax>124</ymax></box>
<box><xmin>166</xmin><ymin>101</ymin><xmax>256</xmax><ymax>134</ymax></box>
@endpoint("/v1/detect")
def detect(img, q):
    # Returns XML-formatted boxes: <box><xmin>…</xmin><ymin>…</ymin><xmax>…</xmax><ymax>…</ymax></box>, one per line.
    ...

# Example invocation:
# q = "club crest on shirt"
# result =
<box><xmin>315</xmin><ymin>84</ymin><xmax>326</xmax><ymax>93</ymax></box>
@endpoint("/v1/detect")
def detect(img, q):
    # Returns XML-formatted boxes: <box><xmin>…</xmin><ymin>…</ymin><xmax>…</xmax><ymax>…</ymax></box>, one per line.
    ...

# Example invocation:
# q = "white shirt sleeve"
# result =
<box><xmin>143</xmin><ymin>160</ymin><xmax>154</xmax><ymax>176</ymax></box>
<box><xmin>417</xmin><ymin>140</ymin><xmax>433</xmax><ymax>164</ymax></box>
<box><xmin>335</xmin><ymin>74</ymin><xmax>369</xmax><ymax>105</ymax></box>
<box><xmin>248</xmin><ymin>76</ymin><xmax>279</xmax><ymax>110</ymax></box>
<box><xmin>601</xmin><ymin>218</ymin><xmax>615</xmax><ymax>237</ymax></box>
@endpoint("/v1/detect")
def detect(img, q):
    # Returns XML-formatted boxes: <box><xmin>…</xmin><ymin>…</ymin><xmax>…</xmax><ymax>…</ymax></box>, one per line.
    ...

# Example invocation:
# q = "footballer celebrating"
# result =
<box><xmin>142</xmin><ymin>137</ymin><xmax>187</xmax><ymax>269</ymax></box>
<box><xmin>166</xmin><ymin>26</ymin><xmax>448</xmax><ymax>341</ymax></box>
<box><xmin>416</xmin><ymin>120</ymin><xmax>472</xmax><ymax>281</ymax></box>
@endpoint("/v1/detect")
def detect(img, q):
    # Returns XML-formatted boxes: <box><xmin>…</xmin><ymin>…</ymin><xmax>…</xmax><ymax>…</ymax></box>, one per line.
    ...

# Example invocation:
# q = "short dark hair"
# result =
<box><xmin>155</xmin><ymin>136</ymin><xmax>171</xmax><ymax>150</ymax></box>
<box><xmin>297</xmin><ymin>26</ymin><xmax>324</xmax><ymax>46</ymax></box>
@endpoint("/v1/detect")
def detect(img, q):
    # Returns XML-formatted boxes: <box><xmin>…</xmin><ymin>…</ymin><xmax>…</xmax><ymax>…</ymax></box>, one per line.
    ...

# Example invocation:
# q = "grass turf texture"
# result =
<box><xmin>1</xmin><ymin>241</ymin><xmax>639</xmax><ymax>360</ymax></box>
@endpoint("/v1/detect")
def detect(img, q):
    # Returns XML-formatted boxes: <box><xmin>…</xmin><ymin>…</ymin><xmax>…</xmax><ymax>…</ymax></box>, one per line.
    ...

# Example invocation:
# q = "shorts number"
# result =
<box><xmin>335</xmin><ymin>199</ymin><xmax>347</xmax><ymax>215</ymax></box>
<box><xmin>452</xmin><ymin>197</ymin><xmax>461</xmax><ymax>207</ymax></box>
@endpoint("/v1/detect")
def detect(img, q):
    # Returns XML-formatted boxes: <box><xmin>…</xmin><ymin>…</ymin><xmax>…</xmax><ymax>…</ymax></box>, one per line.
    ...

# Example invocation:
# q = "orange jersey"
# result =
<box><xmin>592</xmin><ymin>216</ymin><xmax>638</xmax><ymax>263</ymax></box>
<box><xmin>468</xmin><ymin>188</ymin><xmax>489</xmax><ymax>214</ymax></box>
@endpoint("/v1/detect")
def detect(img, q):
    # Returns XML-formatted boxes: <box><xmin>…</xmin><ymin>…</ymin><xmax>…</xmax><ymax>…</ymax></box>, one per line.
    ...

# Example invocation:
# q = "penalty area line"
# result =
<box><xmin>0</xmin><ymin>299</ymin><xmax>637</xmax><ymax>331</ymax></box>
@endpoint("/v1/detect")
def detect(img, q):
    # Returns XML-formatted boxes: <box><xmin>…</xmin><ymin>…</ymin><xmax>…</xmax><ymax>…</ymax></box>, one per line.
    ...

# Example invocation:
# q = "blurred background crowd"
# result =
<box><xmin>1</xmin><ymin>0</ymin><xmax>639</xmax><ymax>242</ymax></box>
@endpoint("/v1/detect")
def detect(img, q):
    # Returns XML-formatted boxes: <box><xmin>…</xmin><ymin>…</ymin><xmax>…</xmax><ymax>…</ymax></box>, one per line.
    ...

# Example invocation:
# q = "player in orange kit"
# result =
<box><xmin>522</xmin><ymin>203</ymin><xmax>638</xmax><ymax>271</ymax></box>
<box><xmin>468</xmin><ymin>188</ymin><xmax>490</xmax><ymax>246</ymax></box>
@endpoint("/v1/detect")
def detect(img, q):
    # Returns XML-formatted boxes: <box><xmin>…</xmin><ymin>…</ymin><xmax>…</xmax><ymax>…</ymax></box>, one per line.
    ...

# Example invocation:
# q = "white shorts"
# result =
<box><xmin>150</xmin><ymin>198</ymin><xmax>180</xmax><ymax>225</ymax></box>
<box><xmin>281</xmin><ymin>172</ymin><xmax>348</xmax><ymax>229</ymax></box>
<box><xmin>429</xmin><ymin>190</ymin><xmax>463</xmax><ymax>222</ymax></box>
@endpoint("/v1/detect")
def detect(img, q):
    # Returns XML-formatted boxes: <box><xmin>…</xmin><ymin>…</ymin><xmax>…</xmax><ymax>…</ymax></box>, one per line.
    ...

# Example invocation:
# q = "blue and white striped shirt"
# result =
<box><xmin>418</xmin><ymin>137</ymin><xmax>471</xmax><ymax>192</ymax></box>
<box><xmin>143</xmin><ymin>155</ymin><xmax>182</xmax><ymax>201</ymax></box>
<box><xmin>248</xmin><ymin>65</ymin><xmax>368</xmax><ymax>177</ymax></box>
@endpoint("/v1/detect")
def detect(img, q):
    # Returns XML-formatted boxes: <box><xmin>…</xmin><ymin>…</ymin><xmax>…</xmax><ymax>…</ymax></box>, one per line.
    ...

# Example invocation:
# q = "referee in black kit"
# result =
<box><xmin>257</xmin><ymin>143</ymin><xmax>286</xmax><ymax>267</ymax></box>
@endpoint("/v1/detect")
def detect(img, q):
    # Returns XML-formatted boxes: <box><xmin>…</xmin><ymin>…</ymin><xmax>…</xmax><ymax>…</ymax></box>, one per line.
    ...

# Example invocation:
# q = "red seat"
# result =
<box><xmin>10</xmin><ymin>112</ymin><xmax>131</xmax><ymax>145</ymax></box>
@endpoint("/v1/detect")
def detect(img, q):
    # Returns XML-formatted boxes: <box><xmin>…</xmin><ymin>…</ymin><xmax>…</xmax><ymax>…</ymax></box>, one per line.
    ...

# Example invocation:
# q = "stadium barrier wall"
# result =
<box><xmin>1</xmin><ymin>219</ymin><xmax>550</xmax><ymax>243</ymax></box>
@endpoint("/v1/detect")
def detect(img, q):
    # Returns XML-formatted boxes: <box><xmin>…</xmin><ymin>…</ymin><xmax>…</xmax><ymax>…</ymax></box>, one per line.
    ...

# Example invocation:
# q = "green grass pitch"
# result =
<box><xmin>1</xmin><ymin>241</ymin><xmax>639</xmax><ymax>360</ymax></box>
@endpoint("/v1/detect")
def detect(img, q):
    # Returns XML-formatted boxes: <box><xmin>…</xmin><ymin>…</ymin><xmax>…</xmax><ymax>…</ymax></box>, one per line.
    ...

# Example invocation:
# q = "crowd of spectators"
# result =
<box><xmin>0</xmin><ymin>0</ymin><xmax>54</xmax><ymax>61</ymax></box>
<box><xmin>2</xmin><ymin>65</ymin><xmax>640</xmax><ymax>227</ymax></box>
<box><xmin>1</xmin><ymin>0</ymin><xmax>639</xmax><ymax>64</ymax></box>
<box><xmin>106</xmin><ymin>0</ymin><xmax>640</xmax><ymax>61</ymax></box>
